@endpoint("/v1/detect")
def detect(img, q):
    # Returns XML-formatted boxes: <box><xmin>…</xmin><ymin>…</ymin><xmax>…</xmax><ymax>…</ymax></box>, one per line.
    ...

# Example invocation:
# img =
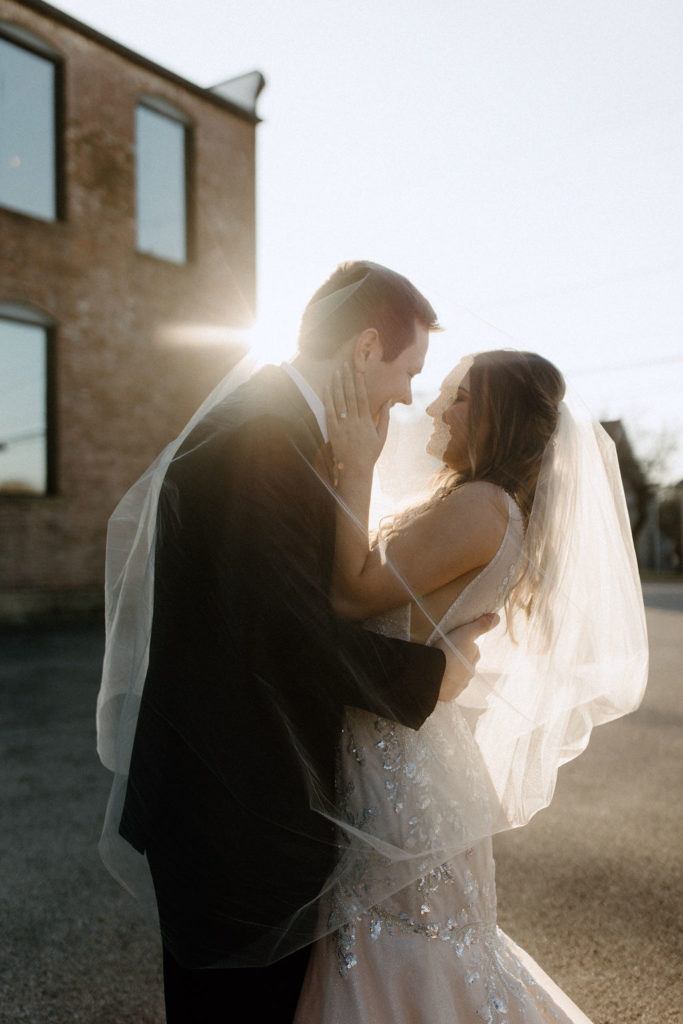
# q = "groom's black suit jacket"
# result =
<box><xmin>120</xmin><ymin>365</ymin><xmax>444</xmax><ymax>968</ymax></box>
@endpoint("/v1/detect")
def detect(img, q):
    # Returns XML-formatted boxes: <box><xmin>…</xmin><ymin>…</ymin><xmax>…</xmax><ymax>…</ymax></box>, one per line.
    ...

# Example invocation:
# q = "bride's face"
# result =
<box><xmin>426</xmin><ymin>364</ymin><xmax>472</xmax><ymax>469</ymax></box>
<box><xmin>440</xmin><ymin>373</ymin><xmax>472</xmax><ymax>470</ymax></box>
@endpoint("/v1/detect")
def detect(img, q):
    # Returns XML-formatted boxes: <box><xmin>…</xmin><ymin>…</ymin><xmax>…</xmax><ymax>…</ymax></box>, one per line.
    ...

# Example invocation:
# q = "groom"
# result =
<box><xmin>117</xmin><ymin>262</ymin><xmax>492</xmax><ymax>1022</ymax></box>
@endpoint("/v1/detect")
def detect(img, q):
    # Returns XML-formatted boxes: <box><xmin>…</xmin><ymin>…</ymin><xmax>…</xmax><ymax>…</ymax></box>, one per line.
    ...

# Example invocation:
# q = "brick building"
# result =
<box><xmin>0</xmin><ymin>0</ymin><xmax>264</xmax><ymax>621</ymax></box>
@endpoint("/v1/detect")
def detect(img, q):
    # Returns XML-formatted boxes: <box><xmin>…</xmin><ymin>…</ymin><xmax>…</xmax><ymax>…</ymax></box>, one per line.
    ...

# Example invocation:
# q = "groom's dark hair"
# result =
<box><xmin>297</xmin><ymin>261</ymin><xmax>440</xmax><ymax>361</ymax></box>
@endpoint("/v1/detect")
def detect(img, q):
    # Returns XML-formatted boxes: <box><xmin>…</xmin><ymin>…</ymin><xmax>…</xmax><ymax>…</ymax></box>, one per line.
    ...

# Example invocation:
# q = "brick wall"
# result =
<box><xmin>0</xmin><ymin>0</ymin><xmax>258</xmax><ymax>618</ymax></box>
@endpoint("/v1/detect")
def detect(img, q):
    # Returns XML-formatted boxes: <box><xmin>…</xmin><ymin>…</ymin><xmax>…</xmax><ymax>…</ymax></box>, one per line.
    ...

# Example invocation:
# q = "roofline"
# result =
<box><xmin>10</xmin><ymin>0</ymin><xmax>262</xmax><ymax>124</ymax></box>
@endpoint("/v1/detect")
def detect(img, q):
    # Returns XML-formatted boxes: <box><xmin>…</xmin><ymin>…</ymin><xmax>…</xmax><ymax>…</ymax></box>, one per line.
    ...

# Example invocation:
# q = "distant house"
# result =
<box><xmin>654</xmin><ymin>481</ymin><xmax>683</xmax><ymax>572</ymax></box>
<box><xmin>600</xmin><ymin>419</ymin><xmax>678</xmax><ymax>570</ymax></box>
<box><xmin>0</xmin><ymin>0</ymin><xmax>264</xmax><ymax>621</ymax></box>
<box><xmin>600</xmin><ymin>420</ymin><xmax>651</xmax><ymax>535</ymax></box>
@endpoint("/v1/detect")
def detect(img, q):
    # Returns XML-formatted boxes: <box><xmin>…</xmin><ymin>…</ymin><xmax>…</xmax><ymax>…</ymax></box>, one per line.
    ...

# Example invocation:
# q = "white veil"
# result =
<box><xmin>319</xmin><ymin>363</ymin><xmax>648</xmax><ymax>936</ymax></box>
<box><xmin>461</xmin><ymin>392</ymin><xmax>648</xmax><ymax>818</ymax></box>
<box><xmin>96</xmin><ymin>354</ymin><xmax>260</xmax><ymax>920</ymax></box>
<box><xmin>96</xmin><ymin>325</ymin><xmax>648</xmax><ymax>967</ymax></box>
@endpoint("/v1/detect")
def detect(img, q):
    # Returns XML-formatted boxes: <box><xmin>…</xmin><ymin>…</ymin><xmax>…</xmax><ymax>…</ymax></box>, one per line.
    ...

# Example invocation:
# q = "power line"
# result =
<box><xmin>567</xmin><ymin>354</ymin><xmax>683</xmax><ymax>376</ymax></box>
<box><xmin>0</xmin><ymin>428</ymin><xmax>45</xmax><ymax>450</ymax></box>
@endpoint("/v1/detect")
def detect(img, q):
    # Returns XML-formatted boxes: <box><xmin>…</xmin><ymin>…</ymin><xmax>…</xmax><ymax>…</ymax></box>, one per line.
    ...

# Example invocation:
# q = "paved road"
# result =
<box><xmin>495</xmin><ymin>582</ymin><xmax>683</xmax><ymax>1024</ymax></box>
<box><xmin>1</xmin><ymin>582</ymin><xmax>681</xmax><ymax>1023</ymax></box>
<box><xmin>1</xmin><ymin>627</ymin><xmax>164</xmax><ymax>1023</ymax></box>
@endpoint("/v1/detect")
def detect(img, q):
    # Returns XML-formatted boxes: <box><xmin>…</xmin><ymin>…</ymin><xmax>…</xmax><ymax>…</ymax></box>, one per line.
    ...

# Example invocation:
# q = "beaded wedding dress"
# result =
<box><xmin>295</xmin><ymin>493</ymin><xmax>593</xmax><ymax>1024</ymax></box>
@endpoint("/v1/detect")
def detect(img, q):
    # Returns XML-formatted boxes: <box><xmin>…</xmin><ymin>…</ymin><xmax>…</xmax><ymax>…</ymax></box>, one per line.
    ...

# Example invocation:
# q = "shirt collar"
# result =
<box><xmin>280</xmin><ymin>362</ymin><xmax>329</xmax><ymax>443</ymax></box>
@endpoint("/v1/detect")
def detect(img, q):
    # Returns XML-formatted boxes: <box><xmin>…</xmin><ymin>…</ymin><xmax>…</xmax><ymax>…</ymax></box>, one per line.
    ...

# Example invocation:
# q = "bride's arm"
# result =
<box><xmin>326</xmin><ymin>366</ymin><xmax>509</xmax><ymax>620</ymax></box>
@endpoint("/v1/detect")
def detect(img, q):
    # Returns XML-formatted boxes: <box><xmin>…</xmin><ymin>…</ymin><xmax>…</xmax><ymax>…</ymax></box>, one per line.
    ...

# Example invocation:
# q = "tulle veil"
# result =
<box><xmin>96</xmin><ymin>307</ymin><xmax>648</xmax><ymax>968</ymax></box>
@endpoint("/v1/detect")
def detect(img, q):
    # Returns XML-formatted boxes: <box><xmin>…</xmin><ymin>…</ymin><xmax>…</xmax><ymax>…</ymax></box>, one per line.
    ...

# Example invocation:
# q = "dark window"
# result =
<box><xmin>0</xmin><ymin>34</ymin><xmax>57</xmax><ymax>220</ymax></box>
<box><xmin>136</xmin><ymin>103</ymin><xmax>188</xmax><ymax>263</ymax></box>
<box><xmin>0</xmin><ymin>314</ymin><xmax>53</xmax><ymax>496</ymax></box>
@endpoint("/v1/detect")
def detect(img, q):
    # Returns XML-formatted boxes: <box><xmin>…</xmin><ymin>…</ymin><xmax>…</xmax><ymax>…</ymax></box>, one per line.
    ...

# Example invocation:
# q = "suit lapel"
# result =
<box><xmin>258</xmin><ymin>366</ymin><xmax>323</xmax><ymax>442</ymax></box>
<box><xmin>258</xmin><ymin>366</ymin><xmax>335</xmax><ymax>486</ymax></box>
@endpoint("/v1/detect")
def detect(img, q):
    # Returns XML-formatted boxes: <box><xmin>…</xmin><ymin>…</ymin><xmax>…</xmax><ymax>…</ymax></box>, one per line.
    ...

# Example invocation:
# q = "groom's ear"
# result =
<box><xmin>352</xmin><ymin>328</ymin><xmax>382</xmax><ymax>371</ymax></box>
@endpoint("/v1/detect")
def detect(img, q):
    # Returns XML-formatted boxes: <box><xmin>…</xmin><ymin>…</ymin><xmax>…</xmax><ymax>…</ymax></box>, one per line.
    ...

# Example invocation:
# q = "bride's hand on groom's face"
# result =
<box><xmin>435</xmin><ymin>613</ymin><xmax>500</xmax><ymax>701</ymax></box>
<box><xmin>324</xmin><ymin>363</ymin><xmax>390</xmax><ymax>473</ymax></box>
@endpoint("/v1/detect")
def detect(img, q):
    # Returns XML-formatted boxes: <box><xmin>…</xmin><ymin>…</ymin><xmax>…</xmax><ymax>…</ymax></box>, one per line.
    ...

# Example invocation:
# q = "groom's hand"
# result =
<box><xmin>434</xmin><ymin>613</ymin><xmax>499</xmax><ymax>701</ymax></box>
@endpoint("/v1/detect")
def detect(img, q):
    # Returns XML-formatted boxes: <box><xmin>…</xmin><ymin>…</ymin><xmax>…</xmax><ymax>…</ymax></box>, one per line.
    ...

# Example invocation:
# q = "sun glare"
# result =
<box><xmin>154</xmin><ymin>322</ymin><xmax>249</xmax><ymax>350</ymax></box>
<box><xmin>245</xmin><ymin>305</ymin><xmax>301</xmax><ymax>365</ymax></box>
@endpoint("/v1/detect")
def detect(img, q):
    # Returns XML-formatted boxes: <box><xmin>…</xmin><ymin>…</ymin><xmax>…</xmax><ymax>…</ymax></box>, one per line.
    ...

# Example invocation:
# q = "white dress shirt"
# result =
<box><xmin>281</xmin><ymin>362</ymin><xmax>329</xmax><ymax>442</ymax></box>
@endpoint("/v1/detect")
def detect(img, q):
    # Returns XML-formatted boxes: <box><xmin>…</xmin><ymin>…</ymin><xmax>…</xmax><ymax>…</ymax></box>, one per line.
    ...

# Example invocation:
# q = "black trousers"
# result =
<box><xmin>162</xmin><ymin>944</ymin><xmax>311</xmax><ymax>1023</ymax></box>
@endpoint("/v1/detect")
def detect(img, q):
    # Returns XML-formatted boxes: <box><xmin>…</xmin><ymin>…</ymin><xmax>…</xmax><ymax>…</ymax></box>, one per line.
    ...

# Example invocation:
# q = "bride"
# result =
<box><xmin>294</xmin><ymin>349</ymin><xmax>648</xmax><ymax>1023</ymax></box>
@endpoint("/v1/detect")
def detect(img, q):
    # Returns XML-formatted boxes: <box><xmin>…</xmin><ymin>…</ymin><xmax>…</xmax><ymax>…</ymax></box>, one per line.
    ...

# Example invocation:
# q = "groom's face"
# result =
<box><xmin>362</xmin><ymin>321</ymin><xmax>429</xmax><ymax>420</ymax></box>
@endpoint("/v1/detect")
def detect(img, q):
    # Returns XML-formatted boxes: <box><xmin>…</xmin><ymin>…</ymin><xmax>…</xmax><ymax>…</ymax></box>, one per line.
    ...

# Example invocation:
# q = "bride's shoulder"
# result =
<box><xmin>440</xmin><ymin>480</ymin><xmax>509</xmax><ymax>523</ymax></box>
<box><xmin>426</xmin><ymin>481</ymin><xmax>510</xmax><ymax>561</ymax></box>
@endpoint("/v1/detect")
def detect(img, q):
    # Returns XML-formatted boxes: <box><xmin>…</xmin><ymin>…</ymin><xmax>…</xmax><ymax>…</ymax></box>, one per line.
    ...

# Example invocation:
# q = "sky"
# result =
<box><xmin>50</xmin><ymin>0</ymin><xmax>683</xmax><ymax>482</ymax></box>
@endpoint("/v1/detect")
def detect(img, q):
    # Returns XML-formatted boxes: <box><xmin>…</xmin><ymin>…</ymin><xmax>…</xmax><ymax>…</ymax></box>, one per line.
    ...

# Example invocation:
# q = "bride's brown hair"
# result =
<box><xmin>428</xmin><ymin>350</ymin><xmax>566</xmax><ymax>637</ymax></box>
<box><xmin>457</xmin><ymin>350</ymin><xmax>565</xmax><ymax>526</ymax></box>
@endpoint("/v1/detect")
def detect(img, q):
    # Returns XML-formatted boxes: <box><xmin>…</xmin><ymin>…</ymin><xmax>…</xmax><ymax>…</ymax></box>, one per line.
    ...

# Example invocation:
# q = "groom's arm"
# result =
<box><xmin>230</xmin><ymin>416</ymin><xmax>444</xmax><ymax>730</ymax></box>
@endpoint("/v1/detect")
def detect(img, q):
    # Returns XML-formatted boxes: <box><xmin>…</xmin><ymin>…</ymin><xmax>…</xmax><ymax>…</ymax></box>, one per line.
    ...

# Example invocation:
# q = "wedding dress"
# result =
<box><xmin>295</xmin><ymin>492</ymin><xmax>593</xmax><ymax>1024</ymax></box>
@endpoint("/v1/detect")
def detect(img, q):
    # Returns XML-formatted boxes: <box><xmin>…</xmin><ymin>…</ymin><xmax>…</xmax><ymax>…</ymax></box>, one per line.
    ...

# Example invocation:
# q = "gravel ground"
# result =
<box><xmin>2</xmin><ymin>582</ymin><xmax>681</xmax><ymax>1023</ymax></box>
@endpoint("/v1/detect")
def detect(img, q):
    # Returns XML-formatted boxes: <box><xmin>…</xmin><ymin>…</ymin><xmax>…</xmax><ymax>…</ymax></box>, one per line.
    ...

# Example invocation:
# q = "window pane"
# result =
<box><xmin>136</xmin><ymin>105</ymin><xmax>187</xmax><ymax>263</ymax></box>
<box><xmin>0</xmin><ymin>38</ymin><xmax>56</xmax><ymax>220</ymax></box>
<box><xmin>0</xmin><ymin>320</ymin><xmax>47</xmax><ymax>495</ymax></box>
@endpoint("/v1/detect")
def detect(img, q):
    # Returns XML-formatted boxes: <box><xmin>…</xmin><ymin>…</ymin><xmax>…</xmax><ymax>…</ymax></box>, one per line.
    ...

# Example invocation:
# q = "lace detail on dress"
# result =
<box><xmin>296</xmin><ymin>489</ymin><xmax>594</xmax><ymax>1024</ymax></box>
<box><xmin>362</xmin><ymin>604</ymin><xmax>410</xmax><ymax>641</ymax></box>
<box><xmin>333</xmin><ymin>492</ymin><xmax>526</xmax><ymax>978</ymax></box>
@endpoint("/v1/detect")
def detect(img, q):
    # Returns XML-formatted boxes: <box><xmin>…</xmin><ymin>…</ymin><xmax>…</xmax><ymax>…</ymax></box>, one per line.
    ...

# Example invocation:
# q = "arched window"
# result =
<box><xmin>0</xmin><ymin>23</ymin><xmax>62</xmax><ymax>221</ymax></box>
<box><xmin>0</xmin><ymin>304</ymin><xmax>56</xmax><ymax>496</ymax></box>
<box><xmin>136</xmin><ymin>96</ymin><xmax>191</xmax><ymax>263</ymax></box>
